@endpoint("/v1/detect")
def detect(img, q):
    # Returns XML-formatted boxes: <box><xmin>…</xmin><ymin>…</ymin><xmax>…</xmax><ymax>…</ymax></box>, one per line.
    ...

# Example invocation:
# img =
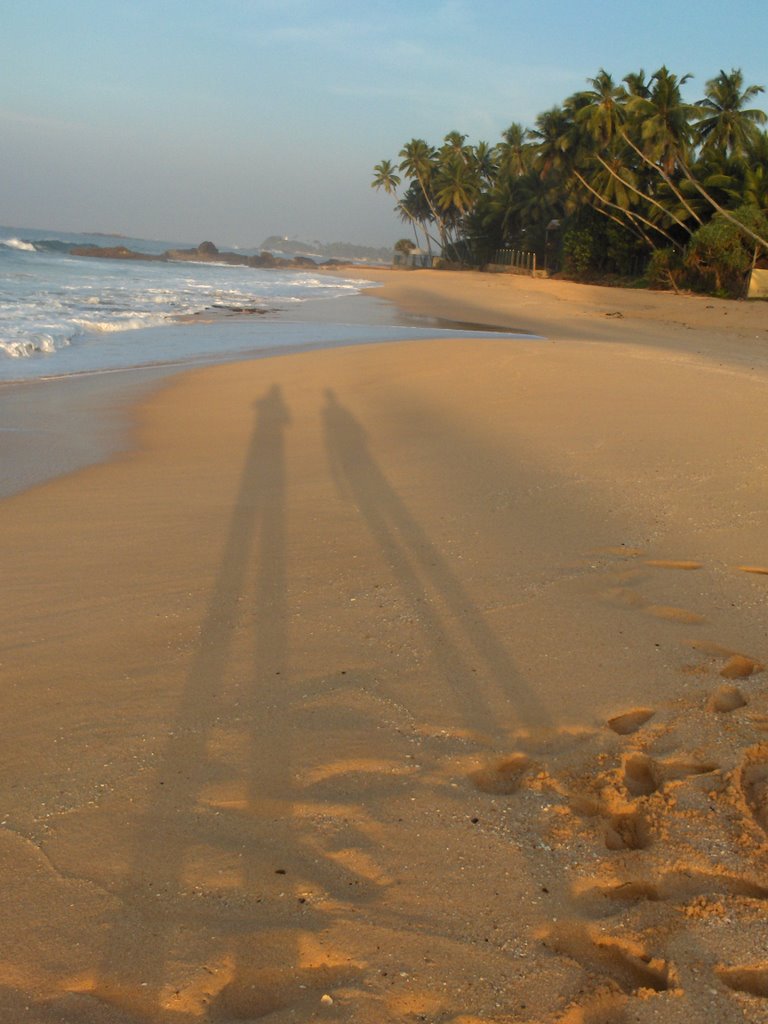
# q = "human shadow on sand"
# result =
<box><xmin>82</xmin><ymin>385</ymin><xmax>369</xmax><ymax>1020</ymax></box>
<box><xmin>322</xmin><ymin>387</ymin><xmax>548</xmax><ymax>738</ymax></box>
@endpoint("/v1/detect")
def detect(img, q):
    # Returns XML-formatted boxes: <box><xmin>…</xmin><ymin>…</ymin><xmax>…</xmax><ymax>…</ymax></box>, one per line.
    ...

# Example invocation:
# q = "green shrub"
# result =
<box><xmin>394</xmin><ymin>238</ymin><xmax>416</xmax><ymax>254</ymax></box>
<box><xmin>685</xmin><ymin>206</ymin><xmax>768</xmax><ymax>298</ymax></box>
<box><xmin>647</xmin><ymin>247</ymin><xmax>685</xmax><ymax>291</ymax></box>
<box><xmin>561</xmin><ymin>228</ymin><xmax>596</xmax><ymax>275</ymax></box>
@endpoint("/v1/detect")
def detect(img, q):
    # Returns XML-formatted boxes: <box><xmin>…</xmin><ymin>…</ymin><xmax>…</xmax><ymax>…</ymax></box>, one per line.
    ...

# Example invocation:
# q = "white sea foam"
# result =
<box><xmin>0</xmin><ymin>228</ymin><xmax>379</xmax><ymax>379</ymax></box>
<box><xmin>1</xmin><ymin>237</ymin><xmax>37</xmax><ymax>252</ymax></box>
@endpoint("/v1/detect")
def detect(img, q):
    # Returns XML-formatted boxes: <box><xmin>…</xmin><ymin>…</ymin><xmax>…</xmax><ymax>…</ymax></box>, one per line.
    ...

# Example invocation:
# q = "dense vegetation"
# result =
<box><xmin>372</xmin><ymin>68</ymin><xmax>768</xmax><ymax>296</ymax></box>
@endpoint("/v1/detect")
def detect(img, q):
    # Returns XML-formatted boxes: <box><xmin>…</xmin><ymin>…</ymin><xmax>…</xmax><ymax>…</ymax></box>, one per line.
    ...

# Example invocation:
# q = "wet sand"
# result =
<box><xmin>2</xmin><ymin>272</ymin><xmax>768</xmax><ymax>1022</ymax></box>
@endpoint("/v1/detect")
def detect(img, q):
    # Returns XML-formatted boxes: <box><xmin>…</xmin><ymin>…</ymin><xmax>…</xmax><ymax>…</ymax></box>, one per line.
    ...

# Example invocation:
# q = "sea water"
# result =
<box><xmin>0</xmin><ymin>226</ymin><xmax>534</xmax><ymax>496</ymax></box>
<box><xmin>0</xmin><ymin>226</ymin><xmax>385</xmax><ymax>378</ymax></box>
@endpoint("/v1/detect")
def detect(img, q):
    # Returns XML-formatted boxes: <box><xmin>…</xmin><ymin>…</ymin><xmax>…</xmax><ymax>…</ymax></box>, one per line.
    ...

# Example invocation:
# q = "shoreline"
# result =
<box><xmin>332</xmin><ymin>266</ymin><xmax>768</xmax><ymax>368</ymax></box>
<box><xmin>3</xmin><ymin>274</ymin><xmax>768</xmax><ymax>1021</ymax></box>
<box><xmin>0</xmin><ymin>286</ymin><xmax>535</xmax><ymax>500</ymax></box>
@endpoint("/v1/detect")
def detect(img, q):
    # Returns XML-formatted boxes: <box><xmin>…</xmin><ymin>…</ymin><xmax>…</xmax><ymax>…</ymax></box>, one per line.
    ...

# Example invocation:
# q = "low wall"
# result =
<box><xmin>748</xmin><ymin>267</ymin><xmax>768</xmax><ymax>299</ymax></box>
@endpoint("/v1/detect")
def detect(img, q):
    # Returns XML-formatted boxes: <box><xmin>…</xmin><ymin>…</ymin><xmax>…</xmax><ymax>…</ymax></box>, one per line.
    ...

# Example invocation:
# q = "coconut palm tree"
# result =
<box><xmin>371</xmin><ymin>159</ymin><xmax>401</xmax><ymax>196</ymax></box>
<box><xmin>622</xmin><ymin>69</ymin><xmax>651</xmax><ymax>100</ymax></box>
<box><xmin>398</xmin><ymin>138</ymin><xmax>447</xmax><ymax>247</ymax></box>
<box><xmin>568</xmin><ymin>70</ymin><xmax>694</xmax><ymax>238</ymax></box>
<box><xmin>576</xmin><ymin>69</ymin><xmax>626</xmax><ymax>148</ymax></box>
<box><xmin>627</xmin><ymin>66</ymin><xmax>698</xmax><ymax>176</ymax></box>
<box><xmin>472</xmin><ymin>141</ymin><xmax>498</xmax><ymax>185</ymax></box>
<box><xmin>397</xmin><ymin>181</ymin><xmax>438</xmax><ymax>254</ymax></box>
<box><xmin>434</xmin><ymin>151</ymin><xmax>480</xmax><ymax>216</ymax></box>
<box><xmin>496</xmin><ymin>122</ymin><xmax>532</xmax><ymax>177</ymax></box>
<box><xmin>628</xmin><ymin>68</ymin><xmax>768</xmax><ymax>251</ymax></box>
<box><xmin>441</xmin><ymin>130</ymin><xmax>468</xmax><ymax>158</ymax></box>
<box><xmin>739</xmin><ymin>131</ymin><xmax>768</xmax><ymax>212</ymax></box>
<box><xmin>696</xmin><ymin>68</ymin><xmax>767</xmax><ymax>159</ymax></box>
<box><xmin>529</xmin><ymin>105</ymin><xmax>575</xmax><ymax>180</ymax></box>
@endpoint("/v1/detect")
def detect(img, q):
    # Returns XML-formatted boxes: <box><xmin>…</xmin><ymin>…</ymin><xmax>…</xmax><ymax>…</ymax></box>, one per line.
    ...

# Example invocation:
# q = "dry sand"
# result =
<box><xmin>2</xmin><ymin>271</ymin><xmax>768</xmax><ymax>1023</ymax></box>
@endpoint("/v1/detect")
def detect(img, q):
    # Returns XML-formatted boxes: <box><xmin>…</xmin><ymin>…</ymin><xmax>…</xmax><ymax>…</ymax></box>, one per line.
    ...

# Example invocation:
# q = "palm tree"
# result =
<box><xmin>622</xmin><ymin>69</ymin><xmax>651</xmax><ymax>100</ymax></box>
<box><xmin>434</xmin><ymin>152</ymin><xmax>479</xmax><ymax>216</ymax></box>
<box><xmin>619</xmin><ymin>67</ymin><xmax>703</xmax><ymax>226</ymax></box>
<box><xmin>576</xmin><ymin>69</ymin><xmax>625</xmax><ymax>148</ymax></box>
<box><xmin>696</xmin><ymin>68</ymin><xmax>767</xmax><ymax>159</ymax></box>
<box><xmin>441</xmin><ymin>130</ymin><xmax>468</xmax><ymax>157</ymax></box>
<box><xmin>397</xmin><ymin>181</ymin><xmax>438</xmax><ymax>254</ymax></box>
<box><xmin>529</xmin><ymin>105</ymin><xmax>575</xmax><ymax>180</ymax></box>
<box><xmin>571</xmin><ymin>70</ymin><xmax>694</xmax><ymax>239</ymax></box>
<box><xmin>627</xmin><ymin>67</ymin><xmax>768</xmax><ymax>251</ymax></box>
<box><xmin>398</xmin><ymin>138</ymin><xmax>447</xmax><ymax>247</ymax></box>
<box><xmin>371</xmin><ymin>159</ymin><xmax>401</xmax><ymax>196</ymax></box>
<box><xmin>472</xmin><ymin>141</ymin><xmax>498</xmax><ymax>185</ymax></box>
<box><xmin>496</xmin><ymin>122</ymin><xmax>532</xmax><ymax>177</ymax></box>
<box><xmin>739</xmin><ymin>131</ymin><xmax>768</xmax><ymax>212</ymax></box>
<box><xmin>628</xmin><ymin>66</ymin><xmax>698</xmax><ymax>176</ymax></box>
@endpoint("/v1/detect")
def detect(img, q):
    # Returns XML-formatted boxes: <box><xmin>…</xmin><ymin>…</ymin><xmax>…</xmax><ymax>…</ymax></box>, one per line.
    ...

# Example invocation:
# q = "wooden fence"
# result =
<box><xmin>493</xmin><ymin>248</ymin><xmax>537</xmax><ymax>273</ymax></box>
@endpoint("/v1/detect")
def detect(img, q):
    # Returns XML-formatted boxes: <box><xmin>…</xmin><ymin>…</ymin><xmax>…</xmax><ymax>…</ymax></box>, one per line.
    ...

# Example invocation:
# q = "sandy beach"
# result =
<box><xmin>2</xmin><ymin>270</ymin><xmax>768</xmax><ymax>1023</ymax></box>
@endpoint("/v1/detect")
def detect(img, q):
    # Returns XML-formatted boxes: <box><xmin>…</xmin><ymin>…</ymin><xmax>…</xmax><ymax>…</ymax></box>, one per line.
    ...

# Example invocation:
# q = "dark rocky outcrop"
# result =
<box><xmin>68</xmin><ymin>240</ymin><xmax>362</xmax><ymax>270</ymax></box>
<box><xmin>70</xmin><ymin>245</ymin><xmax>161</xmax><ymax>261</ymax></box>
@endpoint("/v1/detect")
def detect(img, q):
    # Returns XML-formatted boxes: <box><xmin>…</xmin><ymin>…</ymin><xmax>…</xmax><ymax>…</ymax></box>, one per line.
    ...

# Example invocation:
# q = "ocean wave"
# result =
<box><xmin>71</xmin><ymin>314</ymin><xmax>164</xmax><ymax>333</ymax></box>
<box><xmin>0</xmin><ymin>332</ymin><xmax>72</xmax><ymax>358</ymax></box>
<box><xmin>1</xmin><ymin>237</ymin><xmax>37</xmax><ymax>252</ymax></box>
<box><xmin>0</xmin><ymin>248</ymin><xmax>376</xmax><ymax>369</ymax></box>
<box><xmin>36</xmin><ymin>239</ymin><xmax>78</xmax><ymax>253</ymax></box>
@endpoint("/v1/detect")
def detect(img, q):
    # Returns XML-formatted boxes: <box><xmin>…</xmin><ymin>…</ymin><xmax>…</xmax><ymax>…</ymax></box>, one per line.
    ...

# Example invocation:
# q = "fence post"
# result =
<box><xmin>533</xmin><ymin>252</ymin><xmax>536</xmax><ymax>274</ymax></box>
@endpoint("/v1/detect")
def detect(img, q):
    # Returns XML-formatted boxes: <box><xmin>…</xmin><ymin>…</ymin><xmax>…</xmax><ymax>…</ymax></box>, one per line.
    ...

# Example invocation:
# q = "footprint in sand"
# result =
<box><xmin>579</xmin><ymin>870</ymin><xmax>768</xmax><ymax>907</ymax></box>
<box><xmin>215</xmin><ymin>963</ymin><xmax>359</xmax><ymax>1020</ymax></box>
<box><xmin>600</xmin><ymin>589</ymin><xmax>705</xmax><ymax>624</ymax></box>
<box><xmin>645</xmin><ymin>559</ymin><xmax>703</xmax><ymax>570</ymax></box>
<box><xmin>568</xmin><ymin>791</ymin><xmax>652</xmax><ymax>852</ymax></box>
<box><xmin>597</xmin><ymin>551</ymin><xmax>709</xmax><ymax>624</ymax></box>
<box><xmin>603</xmin><ymin>809</ymin><xmax>651</xmax><ymax>852</ymax></box>
<box><xmin>551</xmin><ymin>989</ymin><xmax>629</xmax><ymax>1024</ymax></box>
<box><xmin>607</xmin><ymin>708</ymin><xmax>655</xmax><ymax>735</ymax></box>
<box><xmin>619</xmin><ymin>752</ymin><xmax>717</xmax><ymax>798</ymax></box>
<box><xmin>707</xmin><ymin>684</ymin><xmax>748</xmax><ymax>713</ymax></box>
<box><xmin>716</xmin><ymin>965</ymin><xmax>768</xmax><ymax>999</ymax></box>
<box><xmin>540</xmin><ymin>922</ymin><xmax>677</xmax><ymax>996</ymax></box>
<box><xmin>720</xmin><ymin>654</ymin><xmax>764</xmax><ymax>679</ymax></box>
<box><xmin>600</xmin><ymin>586</ymin><xmax>646</xmax><ymax>609</ymax></box>
<box><xmin>736</xmin><ymin>745</ymin><xmax>768</xmax><ymax>835</ymax></box>
<box><xmin>622</xmin><ymin>753</ymin><xmax>660</xmax><ymax>798</ymax></box>
<box><xmin>688</xmin><ymin>641</ymin><xmax>764</xmax><ymax>678</ymax></box>
<box><xmin>593</xmin><ymin>546</ymin><xmax>646</xmax><ymax>559</ymax></box>
<box><xmin>468</xmin><ymin>753</ymin><xmax>532</xmax><ymax>794</ymax></box>
<box><xmin>645</xmin><ymin>604</ymin><xmax>706</xmax><ymax>624</ymax></box>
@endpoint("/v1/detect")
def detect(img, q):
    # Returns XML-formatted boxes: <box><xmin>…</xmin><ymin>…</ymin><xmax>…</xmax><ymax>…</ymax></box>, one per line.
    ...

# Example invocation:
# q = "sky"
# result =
<box><xmin>1</xmin><ymin>0</ymin><xmax>767</xmax><ymax>248</ymax></box>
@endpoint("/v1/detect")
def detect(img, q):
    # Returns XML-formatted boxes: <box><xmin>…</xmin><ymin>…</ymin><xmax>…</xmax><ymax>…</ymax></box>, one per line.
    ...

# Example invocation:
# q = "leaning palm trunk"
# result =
<box><xmin>678</xmin><ymin>161</ymin><xmax>768</xmax><ymax>251</ymax></box>
<box><xmin>572</xmin><ymin>168</ymin><xmax>679</xmax><ymax>248</ymax></box>
<box><xmin>586</xmin><ymin>192</ymin><xmax>657</xmax><ymax>250</ymax></box>
<box><xmin>412</xmin><ymin>172</ymin><xmax>449</xmax><ymax>252</ymax></box>
<box><xmin>619</xmin><ymin>128</ymin><xmax>704</xmax><ymax>226</ymax></box>
<box><xmin>595</xmin><ymin>154</ymin><xmax>694</xmax><ymax>235</ymax></box>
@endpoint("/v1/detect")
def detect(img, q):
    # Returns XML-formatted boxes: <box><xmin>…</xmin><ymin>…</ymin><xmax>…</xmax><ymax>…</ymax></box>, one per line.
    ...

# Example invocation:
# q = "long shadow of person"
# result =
<box><xmin>74</xmin><ymin>385</ymin><xmax>365</xmax><ymax>1019</ymax></box>
<box><xmin>322</xmin><ymin>387</ymin><xmax>549</xmax><ymax>739</ymax></box>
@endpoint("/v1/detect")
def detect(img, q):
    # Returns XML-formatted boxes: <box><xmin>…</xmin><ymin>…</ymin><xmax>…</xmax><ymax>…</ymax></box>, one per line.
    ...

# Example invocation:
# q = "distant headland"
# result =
<box><xmin>69</xmin><ymin>238</ymin><xmax>392</xmax><ymax>268</ymax></box>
